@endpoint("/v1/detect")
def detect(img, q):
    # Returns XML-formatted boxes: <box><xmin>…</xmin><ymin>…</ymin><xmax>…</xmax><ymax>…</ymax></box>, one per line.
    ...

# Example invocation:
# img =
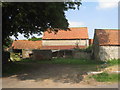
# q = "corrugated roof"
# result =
<box><xmin>42</xmin><ymin>27</ymin><xmax>89</xmax><ymax>39</ymax></box>
<box><xmin>12</xmin><ymin>40</ymin><xmax>42</xmax><ymax>49</ymax></box>
<box><xmin>95</xmin><ymin>29</ymin><xmax>120</xmax><ymax>46</ymax></box>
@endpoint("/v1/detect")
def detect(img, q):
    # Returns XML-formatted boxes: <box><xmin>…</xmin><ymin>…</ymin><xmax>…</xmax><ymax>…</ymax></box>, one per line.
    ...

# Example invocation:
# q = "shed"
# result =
<box><xmin>93</xmin><ymin>29</ymin><xmax>120</xmax><ymax>61</ymax></box>
<box><xmin>11</xmin><ymin>40</ymin><xmax>42</xmax><ymax>58</ymax></box>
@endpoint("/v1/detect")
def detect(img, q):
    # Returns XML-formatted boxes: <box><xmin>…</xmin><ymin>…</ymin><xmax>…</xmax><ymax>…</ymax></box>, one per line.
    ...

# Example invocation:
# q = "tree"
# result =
<box><xmin>2</xmin><ymin>2</ymin><xmax>81</xmax><ymax>46</ymax></box>
<box><xmin>3</xmin><ymin>37</ymin><xmax>13</xmax><ymax>49</ymax></box>
<box><xmin>28</xmin><ymin>36</ymin><xmax>42</xmax><ymax>41</ymax></box>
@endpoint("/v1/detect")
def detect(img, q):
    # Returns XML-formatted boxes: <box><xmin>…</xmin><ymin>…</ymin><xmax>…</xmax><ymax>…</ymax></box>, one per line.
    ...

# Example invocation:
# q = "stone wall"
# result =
<box><xmin>93</xmin><ymin>44</ymin><xmax>100</xmax><ymax>61</ymax></box>
<box><xmin>32</xmin><ymin>50</ymin><xmax>52</xmax><ymax>60</ymax></box>
<box><xmin>52</xmin><ymin>50</ymin><xmax>73</xmax><ymax>58</ymax></box>
<box><xmin>93</xmin><ymin>33</ymin><xmax>101</xmax><ymax>60</ymax></box>
<box><xmin>42</xmin><ymin>39</ymin><xmax>89</xmax><ymax>47</ymax></box>
<box><xmin>52</xmin><ymin>50</ymin><xmax>91</xmax><ymax>60</ymax></box>
<box><xmin>22</xmin><ymin>49</ymin><xmax>92</xmax><ymax>60</ymax></box>
<box><xmin>72</xmin><ymin>50</ymin><xmax>91</xmax><ymax>60</ymax></box>
<box><xmin>98</xmin><ymin>46</ymin><xmax>120</xmax><ymax>61</ymax></box>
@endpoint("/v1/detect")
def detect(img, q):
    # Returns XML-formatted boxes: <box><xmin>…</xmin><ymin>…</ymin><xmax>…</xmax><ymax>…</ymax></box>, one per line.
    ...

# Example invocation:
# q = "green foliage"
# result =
<box><xmin>2</xmin><ymin>2</ymin><xmax>81</xmax><ymax>45</ymax></box>
<box><xmin>28</xmin><ymin>36</ymin><xmax>42</xmax><ymax>41</ymax></box>
<box><xmin>85</xmin><ymin>45</ymin><xmax>93</xmax><ymax>52</ymax></box>
<box><xmin>106</xmin><ymin>59</ymin><xmax>120</xmax><ymax>66</ymax></box>
<box><xmin>90</xmin><ymin>72</ymin><xmax>120</xmax><ymax>82</ymax></box>
<box><xmin>3</xmin><ymin>37</ymin><xmax>13</xmax><ymax>49</ymax></box>
<box><xmin>10</xmin><ymin>53</ymin><xmax>21</xmax><ymax>61</ymax></box>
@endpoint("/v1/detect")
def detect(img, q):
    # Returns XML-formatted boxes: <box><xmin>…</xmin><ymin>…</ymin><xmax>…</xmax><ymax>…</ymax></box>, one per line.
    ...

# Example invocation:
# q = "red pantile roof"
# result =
<box><xmin>12</xmin><ymin>40</ymin><xmax>42</xmax><ymax>49</ymax></box>
<box><xmin>41</xmin><ymin>45</ymin><xmax>86</xmax><ymax>50</ymax></box>
<box><xmin>43</xmin><ymin>27</ymin><xmax>88</xmax><ymax>39</ymax></box>
<box><xmin>95</xmin><ymin>29</ymin><xmax>120</xmax><ymax>46</ymax></box>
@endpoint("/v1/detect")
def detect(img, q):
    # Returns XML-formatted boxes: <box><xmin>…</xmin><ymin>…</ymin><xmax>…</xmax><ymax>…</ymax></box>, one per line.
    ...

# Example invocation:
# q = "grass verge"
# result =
<box><xmin>89</xmin><ymin>72</ymin><xmax>120</xmax><ymax>82</ymax></box>
<box><xmin>87</xmin><ymin>59</ymin><xmax>120</xmax><ymax>82</ymax></box>
<box><xmin>106</xmin><ymin>59</ymin><xmax>120</xmax><ymax>66</ymax></box>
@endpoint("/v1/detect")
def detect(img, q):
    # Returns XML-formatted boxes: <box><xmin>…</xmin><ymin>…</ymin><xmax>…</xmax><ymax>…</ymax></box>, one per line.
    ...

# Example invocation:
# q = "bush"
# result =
<box><xmin>10</xmin><ymin>53</ymin><xmax>21</xmax><ymax>61</ymax></box>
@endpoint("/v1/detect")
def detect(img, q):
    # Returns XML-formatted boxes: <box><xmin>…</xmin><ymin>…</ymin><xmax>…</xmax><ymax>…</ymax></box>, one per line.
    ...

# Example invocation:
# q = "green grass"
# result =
<box><xmin>88</xmin><ymin>59</ymin><xmax>120</xmax><ymax>82</ymax></box>
<box><xmin>3</xmin><ymin>58</ymin><xmax>104</xmax><ymax>76</ymax></box>
<box><xmin>4</xmin><ymin>58</ymin><xmax>119</xmax><ymax>77</ymax></box>
<box><xmin>87</xmin><ymin>59</ymin><xmax>120</xmax><ymax>82</ymax></box>
<box><xmin>89</xmin><ymin>72</ymin><xmax>120</xmax><ymax>82</ymax></box>
<box><xmin>51</xmin><ymin>58</ymin><xmax>104</xmax><ymax>65</ymax></box>
<box><xmin>106</xmin><ymin>59</ymin><xmax>120</xmax><ymax>66</ymax></box>
<box><xmin>20</xmin><ymin>58</ymin><xmax>104</xmax><ymax>65</ymax></box>
<box><xmin>3</xmin><ymin>58</ymin><xmax>102</xmax><ymax>77</ymax></box>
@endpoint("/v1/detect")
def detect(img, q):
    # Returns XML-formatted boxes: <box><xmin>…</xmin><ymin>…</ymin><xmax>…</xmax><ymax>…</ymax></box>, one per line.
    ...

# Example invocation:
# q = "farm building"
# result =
<box><xmin>42</xmin><ymin>27</ymin><xmax>89</xmax><ymax>50</ymax></box>
<box><xmin>93</xmin><ymin>29</ymin><xmax>120</xmax><ymax>61</ymax></box>
<box><xmin>11</xmin><ymin>40</ymin><xmax>42</xmax><ymax>58</ymax></box>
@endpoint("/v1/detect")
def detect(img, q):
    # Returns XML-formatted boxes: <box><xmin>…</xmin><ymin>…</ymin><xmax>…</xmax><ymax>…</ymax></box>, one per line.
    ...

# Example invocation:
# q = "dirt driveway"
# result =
<box><xmin>2</xmin><ymin>63</ymin><xmax>118</xmax><ymax>88</ymax></box>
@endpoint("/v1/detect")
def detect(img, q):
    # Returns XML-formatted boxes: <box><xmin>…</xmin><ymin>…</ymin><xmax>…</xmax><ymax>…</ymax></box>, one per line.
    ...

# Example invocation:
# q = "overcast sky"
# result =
<box><xmin>11</xmin><ymin>0</ymin><xmax>118</xmax><ymax>40</ymax></box>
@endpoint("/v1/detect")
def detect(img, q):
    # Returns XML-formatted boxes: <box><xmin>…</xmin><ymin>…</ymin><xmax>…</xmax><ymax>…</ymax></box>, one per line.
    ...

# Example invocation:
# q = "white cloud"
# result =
<box><xmin>96</xmin><ymin>0</ymin><xmax>118</xmax><ymax>9</ymax></box>
<box><xmin>68</xmin><ymin>21</ymin><xmax>85</xmax><ymax>27</ymax></box>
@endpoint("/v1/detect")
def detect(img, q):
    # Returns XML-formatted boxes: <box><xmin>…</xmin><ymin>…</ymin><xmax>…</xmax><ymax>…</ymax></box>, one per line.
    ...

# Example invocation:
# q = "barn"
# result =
<box><xmin>10</xmin><ymin>27</ymin><xmax>90</xmax><ymax>59</ymax></box>
<box><xmin>11</xmin><ymin>40</ymin><xmax>42</xmax><ymax>58</ymax></box>
<box><xmin>93</xmin><ymin>29</ymin><xmax>120</xmax><ymax>61</ymax></box>
<box><xmin>42</xmin><ymin>27</ymin><xmax>89</xmax><ymax>50</ymax></box>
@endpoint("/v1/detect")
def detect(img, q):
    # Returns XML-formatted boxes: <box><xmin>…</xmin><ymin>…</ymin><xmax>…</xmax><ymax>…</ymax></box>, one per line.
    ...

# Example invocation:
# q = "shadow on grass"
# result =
<box><xmin>3</xmin><ymin>58</ymin><xmax>104</xmax><ymax>84</ymax></box>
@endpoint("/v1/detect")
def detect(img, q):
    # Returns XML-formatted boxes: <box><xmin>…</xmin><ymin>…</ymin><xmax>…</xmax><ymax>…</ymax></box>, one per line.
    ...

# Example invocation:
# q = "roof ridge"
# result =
<box><xmin>69</xmin><ymin>27</ymin><xmax>87</xmax><ymax>28</ymax></box>
<box><xmin>14</xmin><ymin>40</ymin><xmax>42</xmax><ymax>42</ymax></box>
<box><xmin>15</xmin><ymin>40</ymin><xmax>28</xmax><ymax>41</ymax></box>
<box><xmin>95</xmin><ymin>29</ymin><xmax>119</xmax><ymax>30</ymax></box>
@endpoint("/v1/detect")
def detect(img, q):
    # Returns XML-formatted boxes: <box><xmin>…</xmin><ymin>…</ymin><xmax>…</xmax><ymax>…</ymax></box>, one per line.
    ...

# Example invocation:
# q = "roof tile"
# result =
<box><xmin>95</xmin><ymin>29</ymin><xmax>120</xmax><ymax>46</ymax></box>
<box><xmin>43</xmin><ymin>27</ymin><xmax>88</xmax><ymax>39</ymax></box>
<box><xmin>12</xmin><ymin>40</ymin><xmax>42</xmax><ymax>49</ymax></box>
